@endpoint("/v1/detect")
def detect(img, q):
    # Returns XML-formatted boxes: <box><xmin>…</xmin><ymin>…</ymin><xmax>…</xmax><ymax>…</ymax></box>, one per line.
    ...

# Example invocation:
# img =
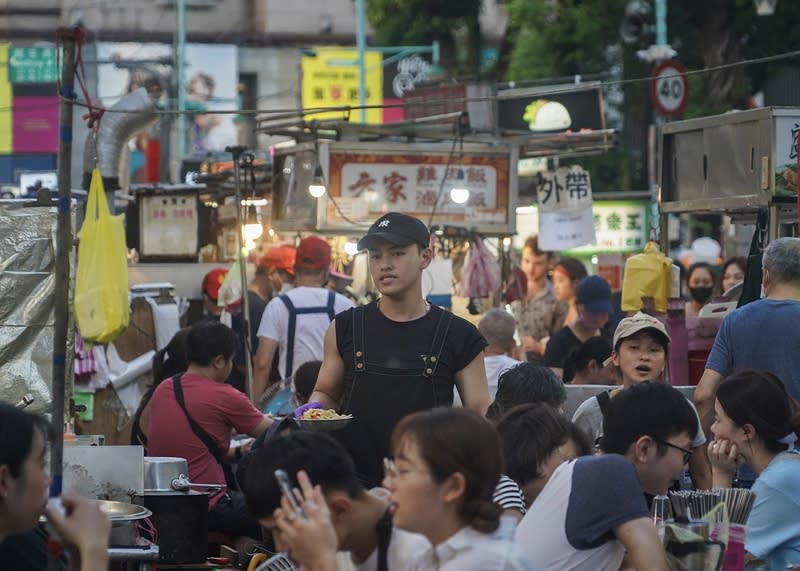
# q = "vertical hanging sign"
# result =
<box><xmin>536</xmin><ymin>165</ymin><xmax>596</xmax><ymax>251</ymax></box>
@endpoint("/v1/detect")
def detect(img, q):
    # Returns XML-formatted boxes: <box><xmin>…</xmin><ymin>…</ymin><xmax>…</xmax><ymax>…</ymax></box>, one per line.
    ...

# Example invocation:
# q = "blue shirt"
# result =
<box><xmin>746</xmin><ymin>449</ymin><xmax>800</xmax><ymax>570</ymax></box>
<box><xmin>706</xmin><ymin>298</ymin><xmax>800</xmax><ymax>400</ymax></box>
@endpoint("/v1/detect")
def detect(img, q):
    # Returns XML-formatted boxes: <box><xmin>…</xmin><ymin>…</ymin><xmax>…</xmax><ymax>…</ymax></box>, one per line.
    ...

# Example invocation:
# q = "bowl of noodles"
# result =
<box><xmin>294</xmin><ymin>408</ymin><xmax>353</xmax><ymax>431</ymax></box>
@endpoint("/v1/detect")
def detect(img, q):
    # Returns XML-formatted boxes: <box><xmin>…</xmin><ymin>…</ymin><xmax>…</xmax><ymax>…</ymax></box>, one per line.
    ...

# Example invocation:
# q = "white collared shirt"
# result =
<box><xmin>410</xmin><ymin>526</ymin><xmax>534</xmax><ymax>571</ymax></box>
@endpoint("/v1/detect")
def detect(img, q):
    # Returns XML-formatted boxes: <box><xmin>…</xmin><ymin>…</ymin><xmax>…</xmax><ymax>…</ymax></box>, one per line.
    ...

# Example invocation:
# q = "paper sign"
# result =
<box><xmin>538</xmin><ymin>207</ymin><xmax>596</xmax><ymax>251</ymax></box>
<box><xmin>537</xmin><ymin>165</ymin><xmax>593</xmax><ymax>213</ymax></box>
<box><xmin>537</xmin><ymin>165</ymin><xmax>595</xmax><ymax>250</ymax></box>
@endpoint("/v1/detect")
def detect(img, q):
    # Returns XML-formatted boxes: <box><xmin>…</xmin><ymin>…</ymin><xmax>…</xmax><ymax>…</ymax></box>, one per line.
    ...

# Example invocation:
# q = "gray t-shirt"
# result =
<box><xmin>571</xmin><ymin>388</ymin><xmax>706</xmax><ymax>449</ymax></box>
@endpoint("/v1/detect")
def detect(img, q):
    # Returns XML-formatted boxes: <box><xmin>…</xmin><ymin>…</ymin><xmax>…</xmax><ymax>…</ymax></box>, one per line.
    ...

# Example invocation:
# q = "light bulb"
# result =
<box><xmin>308</xmin><ymin>165</ymin><xmax>326</xmax><ymax>198</ymax></box>
<box><xmin>243</xmin><ymin>223</ymin><xmax>263</xmax><ymax>251</ymax></box>
<box><xmin>450</xmin><ymin>186</ymin><xmax>470</xmax><ymax>204</ymax></box>
<box><xmin>344</xmin><ymin>241</ymin><xmax>359</xmax><ymax>256</ymax></box>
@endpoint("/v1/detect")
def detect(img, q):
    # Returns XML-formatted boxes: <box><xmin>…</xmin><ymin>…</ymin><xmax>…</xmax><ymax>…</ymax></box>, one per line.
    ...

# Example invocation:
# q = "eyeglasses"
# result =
<box><xmin>655</xmin><ymin>439</ymin><xmax>693</xmax><ymax>464</ymax></box>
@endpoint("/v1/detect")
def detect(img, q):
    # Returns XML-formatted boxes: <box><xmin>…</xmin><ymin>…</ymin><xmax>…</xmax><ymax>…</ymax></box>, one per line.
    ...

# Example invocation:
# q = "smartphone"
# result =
<box><xmin>274</xmin><ymin>469</ymin><xmax>305</xmax><ymax>518</ymax></box>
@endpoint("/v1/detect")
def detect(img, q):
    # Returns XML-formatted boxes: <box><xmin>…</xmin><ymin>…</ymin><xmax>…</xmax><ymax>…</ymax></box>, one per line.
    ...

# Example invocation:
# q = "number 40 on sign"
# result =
<box><xmin>650</xmin><ymin>59</ymin><xmax>689</xmax><ymax>117</ymax></box>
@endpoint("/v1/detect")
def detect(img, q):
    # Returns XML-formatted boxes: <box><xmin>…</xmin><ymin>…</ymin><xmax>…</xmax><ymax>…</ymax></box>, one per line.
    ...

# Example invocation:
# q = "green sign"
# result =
<box><xmin>9</xmin><ymin>47</ymin><xmax>58</xmax><ymax>83</ymax></box>
<box><xmin>566</xmin><ymin>200</ymin><xmax>650</xmax><ymax>254</ymax></box>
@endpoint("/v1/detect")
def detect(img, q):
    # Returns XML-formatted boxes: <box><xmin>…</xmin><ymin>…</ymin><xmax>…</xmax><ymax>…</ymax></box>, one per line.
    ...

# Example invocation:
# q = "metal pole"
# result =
<box><xmin>226</xmin><ymin>145</ymin><xmax>254</xmax><ymax>401</ymax></box>
<box><xmin>356</xmin><ymin>0</ymin><xmax>367</xmax><ymax>123</ymax></box>
<box><xmin>651</xmin><ymin>0</ymin><xmax>667</xmax><ymax>243</ymax></box>
<box><xmin>51</xmin><ymin>27</ymin><xmax>77</xmax><ymax>497</ymax></box>
<box><xmin>176</xmin><ymin>0</ymin><xmax>187</xmax><ymax>173</ymax></box>
<box><xmin>655</xmin><ymin>0</ymin><xmax>667</xmax><ymax>46</ymax></box>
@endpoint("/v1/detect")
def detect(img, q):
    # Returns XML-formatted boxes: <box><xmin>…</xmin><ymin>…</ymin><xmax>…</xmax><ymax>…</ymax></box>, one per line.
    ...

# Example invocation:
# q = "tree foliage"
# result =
<box><xmin>365</xmin><ymin>0</ymin><xmax>482</xmax><ymax>73</ymax></box>
<box><xmin>504</xmin><ymin>0</ymin><xmax>800</xmax><ymax>191</ymax></box>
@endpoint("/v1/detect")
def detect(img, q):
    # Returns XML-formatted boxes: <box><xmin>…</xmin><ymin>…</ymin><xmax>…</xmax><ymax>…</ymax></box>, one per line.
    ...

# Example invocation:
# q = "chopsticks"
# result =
<box><xmin>668</xmin><ymin>489</ymin><xmax>756</xmax><ymax>524</ymax></box>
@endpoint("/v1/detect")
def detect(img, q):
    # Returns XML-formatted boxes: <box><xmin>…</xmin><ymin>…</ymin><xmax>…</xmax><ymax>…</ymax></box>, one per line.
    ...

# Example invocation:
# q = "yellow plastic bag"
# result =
<box><xmin>74</xmin><ymin>168</ymin><xmax>129</xmax><ymax>344</ymax></box>
<box><xmin>621</xmin><ymin>241</ymin><xmax>672</xmax><ymax>313</ymax></box>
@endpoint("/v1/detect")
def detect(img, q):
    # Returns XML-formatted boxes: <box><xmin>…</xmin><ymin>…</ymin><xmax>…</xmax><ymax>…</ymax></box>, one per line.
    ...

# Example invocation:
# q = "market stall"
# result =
<box><xmin>657</xmin><ymin>106</ymin><xmax>800</xmax><ymax>384</ymax></box>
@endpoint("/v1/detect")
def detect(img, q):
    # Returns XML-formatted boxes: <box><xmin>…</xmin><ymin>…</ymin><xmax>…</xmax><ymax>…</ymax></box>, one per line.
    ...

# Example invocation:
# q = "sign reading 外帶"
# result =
<box><xmin>536</xmin><ymin>165</ymin><xmax>596</xmax><ymax>250</ymax></box>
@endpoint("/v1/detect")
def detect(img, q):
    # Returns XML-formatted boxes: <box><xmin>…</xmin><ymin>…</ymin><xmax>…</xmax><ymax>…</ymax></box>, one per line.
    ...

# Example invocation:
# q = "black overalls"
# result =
<box><xmin>335</xmin><ymin>303</ymin><xmax>453</xmax><ymax>487</ymax></box>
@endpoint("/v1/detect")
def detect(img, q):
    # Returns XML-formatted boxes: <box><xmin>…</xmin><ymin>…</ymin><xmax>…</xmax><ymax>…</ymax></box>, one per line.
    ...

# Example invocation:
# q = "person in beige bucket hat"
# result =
<box><xmin>572</xmin><ymin>312</ymin><xmax>712</xmax><ymax>490</ymax></box>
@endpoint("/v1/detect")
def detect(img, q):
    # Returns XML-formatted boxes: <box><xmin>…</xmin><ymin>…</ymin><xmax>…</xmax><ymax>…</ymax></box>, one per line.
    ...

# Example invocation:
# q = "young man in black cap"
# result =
<box><xmin>310</xmin><ymin>212</ymin><xmax>489</xmax><ymax>487</ymax></box>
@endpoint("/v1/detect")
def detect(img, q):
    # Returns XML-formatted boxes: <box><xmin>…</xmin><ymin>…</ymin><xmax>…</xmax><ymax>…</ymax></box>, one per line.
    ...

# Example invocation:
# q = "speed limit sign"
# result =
<box><xmin>650</xmin><ymin>59</ymin><xmax>688</xmax><ymax>117</ymax></box>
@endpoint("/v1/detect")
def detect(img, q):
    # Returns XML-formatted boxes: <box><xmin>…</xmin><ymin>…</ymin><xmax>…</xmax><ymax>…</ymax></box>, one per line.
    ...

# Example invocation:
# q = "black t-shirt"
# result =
<box><xmin>333</xmin><ymin>302</ymin><xmax>486</xmax><ymax>485</ymax></box>
<box><xmin>0</xmin><ymin>527</ymin><xmax>67</xmax><ymax>571</ymax></box>
<box><xmin>543</xmin><ymin>326</ymin><xmax>583</xmax><ymax>381</ymax></box>
<box><xmin>334</xmin><ymin>302</ymin><xmax>487</xmax><ymax>407</ymax></box>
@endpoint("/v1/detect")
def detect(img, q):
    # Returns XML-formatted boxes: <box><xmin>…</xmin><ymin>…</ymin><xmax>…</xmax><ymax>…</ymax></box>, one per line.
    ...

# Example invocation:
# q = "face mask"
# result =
<box><xmin>689</xmin><ymin>286</ymin><xmax>713</xmax><ymax>304</ymax></box>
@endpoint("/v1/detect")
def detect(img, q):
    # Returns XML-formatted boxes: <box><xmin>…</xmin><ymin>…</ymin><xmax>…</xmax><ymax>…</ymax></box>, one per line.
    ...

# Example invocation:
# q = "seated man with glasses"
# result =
<box><xmin>515</xmin><ymin>381</ymin><xmax>697</xmax><ymax>571</ymax></box>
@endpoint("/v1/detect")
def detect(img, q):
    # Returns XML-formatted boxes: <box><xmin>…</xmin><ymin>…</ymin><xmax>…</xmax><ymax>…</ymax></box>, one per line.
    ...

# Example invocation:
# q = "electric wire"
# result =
<box><xmin>52</xmin><ymin>47</ymin><xmax>800</xmax><ymax>120</ymax></box>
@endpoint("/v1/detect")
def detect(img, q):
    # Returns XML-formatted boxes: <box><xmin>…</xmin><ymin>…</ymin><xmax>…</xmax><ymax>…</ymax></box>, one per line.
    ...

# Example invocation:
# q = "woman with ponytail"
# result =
<box><xmin>384</xmin><ymin>407</ymin><xmax>533</xmax><ymax>570</ymax></box>
<box><xmin>130</xmin><ymin>328</ymin><xmax>190</xmax><ymax>448</ymax></box>
<box><xmin>708</xmin><ymin>369</ymin><xmax>800</xmax><ymax>570</ymax></box>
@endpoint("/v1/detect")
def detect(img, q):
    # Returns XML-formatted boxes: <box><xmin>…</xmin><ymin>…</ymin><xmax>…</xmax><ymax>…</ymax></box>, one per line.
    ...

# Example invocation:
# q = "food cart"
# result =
<box><xmin>658</xmin><ymin>106</ymin><xmax>800</xmax><ymax>247</ymax></box>
<box><xmin>657</xmin><ymin>107</ymin><xmax>800</xmax><ymax>384</ymax></box>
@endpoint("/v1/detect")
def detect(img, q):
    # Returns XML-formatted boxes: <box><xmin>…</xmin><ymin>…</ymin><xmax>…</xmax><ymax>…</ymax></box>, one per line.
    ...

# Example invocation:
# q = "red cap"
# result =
<box><xmin>295</xmin><ymin>236</ymin><xmax>331</xmax><ymax>271</ymax></box>
<box><xmin>202</xmin><ymin>268</ymin><xmax>228</xmax><ymax>301</ymax></box>
<box><xmin>259</xmin><ymin>245</ymin><xmax>296</xmax><ymax>276</ymax></box>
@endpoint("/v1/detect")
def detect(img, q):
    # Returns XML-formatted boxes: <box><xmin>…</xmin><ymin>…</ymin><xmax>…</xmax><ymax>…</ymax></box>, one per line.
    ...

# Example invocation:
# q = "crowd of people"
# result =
<box><xmin>2</xmin><ymin>212</ymin><xmax>800</xmax><ymax>570</ymax></box>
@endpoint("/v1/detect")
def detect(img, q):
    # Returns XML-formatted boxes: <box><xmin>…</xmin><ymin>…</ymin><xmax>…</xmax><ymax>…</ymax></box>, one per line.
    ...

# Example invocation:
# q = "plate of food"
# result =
<box><xmin>294</xmin><ymin>408</ymin><xmax>353</xmax><ymax>431</ymax></box>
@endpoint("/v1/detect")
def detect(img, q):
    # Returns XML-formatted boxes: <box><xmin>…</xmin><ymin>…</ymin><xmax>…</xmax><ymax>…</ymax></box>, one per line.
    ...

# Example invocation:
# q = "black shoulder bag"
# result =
<box><xmin>171</xmin><ymin>374</ymin><xmax>227</xmax><ymax>466</ymax></box>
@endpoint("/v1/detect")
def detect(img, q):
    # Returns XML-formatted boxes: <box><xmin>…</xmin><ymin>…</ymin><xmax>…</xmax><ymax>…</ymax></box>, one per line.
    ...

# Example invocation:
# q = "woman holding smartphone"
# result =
<box><xmin>275</xmin><ymin>408</ymin><xmax>532</xmax><ymax>570</ymax></box>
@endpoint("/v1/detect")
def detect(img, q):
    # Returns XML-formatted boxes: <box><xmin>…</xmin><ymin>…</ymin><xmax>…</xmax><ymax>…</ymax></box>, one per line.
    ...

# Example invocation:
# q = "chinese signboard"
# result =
<box><xmin>139</xmin><ymin>194</ymin><xmax>199</xmax><ymax>257</ymax></box>
<box><xmin>9</xmin><ymin>47</ymin><xmax>58</xmax><ymax>84</ymax></box>
<box><xmin>567</xmin><ymin>201</ymin><xmax>649</xmax><ymax>254</ymax></box>
<box><xmin>319</xmin><ymin>142</ymin><xmax>516</xmax><ymax>234</ymax></box>
<box><xmin>537</xmin><ymin>165</ymin><xmax>595</xmax><ymax>250</ymax></box>
<box><xmin>301</xmin><ymin>47</ymin><xmax>383</xmax><ymax>123</ymax></box>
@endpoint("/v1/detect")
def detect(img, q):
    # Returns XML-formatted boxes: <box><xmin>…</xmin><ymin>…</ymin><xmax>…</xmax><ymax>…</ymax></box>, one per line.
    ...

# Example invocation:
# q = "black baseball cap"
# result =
<box><xmin>576</xmin><ymin>275</ymin><xmax>613</xmax><ymax>314</ymax></box>
<box><xmin>357</xmin><ymin>213</ymin><xmax>431</xmax><ymax>251</ymax></box>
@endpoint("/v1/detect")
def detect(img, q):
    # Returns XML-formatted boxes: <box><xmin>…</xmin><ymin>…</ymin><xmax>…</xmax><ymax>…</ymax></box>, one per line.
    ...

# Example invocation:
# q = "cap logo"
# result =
<box><xmin>378</xmin><ymin>219</ymin><xmax>390</xmax><ymax>228</ymax></box>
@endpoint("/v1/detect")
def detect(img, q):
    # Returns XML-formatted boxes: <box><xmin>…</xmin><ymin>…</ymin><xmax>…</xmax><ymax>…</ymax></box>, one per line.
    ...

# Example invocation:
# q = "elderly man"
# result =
<box><xmin>695</xmin><ymin>237</ymin><xmax>800</xmax><ymax>487</ymax></box>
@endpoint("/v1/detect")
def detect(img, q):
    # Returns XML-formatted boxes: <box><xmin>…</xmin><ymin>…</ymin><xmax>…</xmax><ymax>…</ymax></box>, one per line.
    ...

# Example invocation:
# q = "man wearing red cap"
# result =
<box><xmin>257</xmin><ymin>244</ymin><xmax>296</xmax><ymax>299</ymax></box>
<box><xmin>201</xmin><ymin>268</ymin><xmax>229</xmax><ymax>320</ymax></box>
<box><xmin>252</xmin><ymin>236</ymin><xmax>351</xmax><ymax>402</ymax></box>
<box><xmin>229</xmin><ymin>246</ymin><xmax>297</xmax><ymax>393</ymax></box>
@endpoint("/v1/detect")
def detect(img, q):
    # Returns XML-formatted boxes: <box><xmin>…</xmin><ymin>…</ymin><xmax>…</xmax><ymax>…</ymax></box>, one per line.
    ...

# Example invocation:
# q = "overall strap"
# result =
<box><xmin>421</xmin><ymin>308</ymin><xmax>452</xmax><ymax>380</ymax></box>
<box><xmin>352</xmin><ymin>305</ymin><xmax>367</xmax><ymax>374</ymax></box>
<box><xmin>340</xmin><ymin>306</ymin><xmax>366</xmax><ymax>414</ymax></box>
<box><xmin>172</xmin><ymin>374</ymin><xmax>226</xmax><ymax>465</ymax></box>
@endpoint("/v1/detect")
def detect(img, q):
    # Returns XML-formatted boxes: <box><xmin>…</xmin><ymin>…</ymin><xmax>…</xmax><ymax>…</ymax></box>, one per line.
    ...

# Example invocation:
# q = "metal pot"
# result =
<box><xmin>144</xmin><ymin>457</ymin><xmax>188</xmax><ymax>492</ymax></box>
